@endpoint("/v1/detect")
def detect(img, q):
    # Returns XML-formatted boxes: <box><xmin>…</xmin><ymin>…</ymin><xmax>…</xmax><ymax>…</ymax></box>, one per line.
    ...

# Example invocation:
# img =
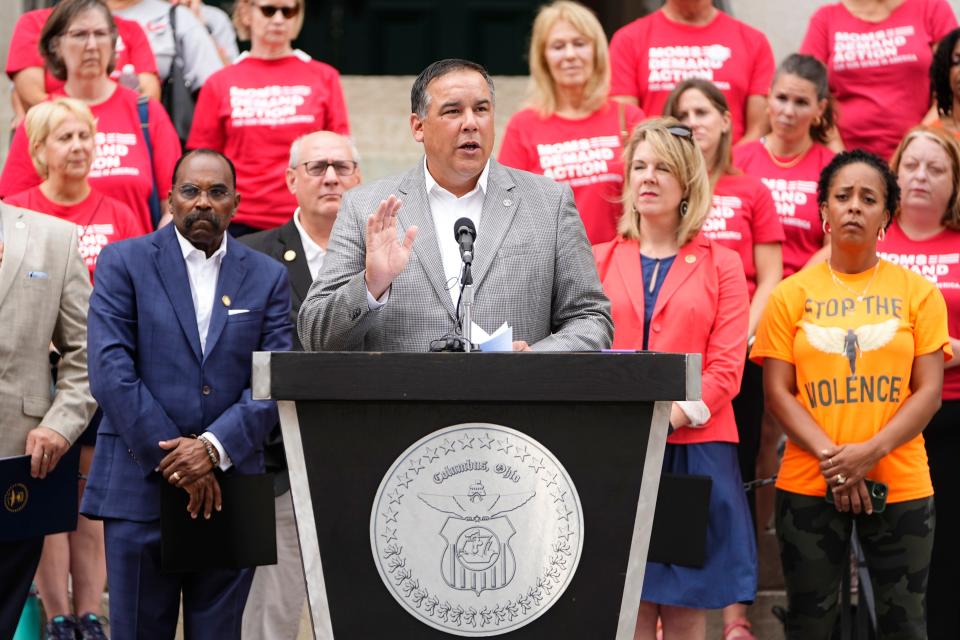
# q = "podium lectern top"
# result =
<box><xmin>253</xmin><ymin>351</ymin><xmax>700</xmax><ymax>403</ymax></box>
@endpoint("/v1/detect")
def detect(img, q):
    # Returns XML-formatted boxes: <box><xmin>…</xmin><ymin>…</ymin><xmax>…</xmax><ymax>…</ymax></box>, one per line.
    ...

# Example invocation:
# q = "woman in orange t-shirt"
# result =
<box><xmin>751</xmin><ymin>149</ymin><xmax>951</xmax><ymax>639</ymax></box>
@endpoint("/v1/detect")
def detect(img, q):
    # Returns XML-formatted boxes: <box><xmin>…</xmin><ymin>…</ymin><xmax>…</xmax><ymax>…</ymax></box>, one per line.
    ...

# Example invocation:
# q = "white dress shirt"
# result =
<box><xmin>367</xmin><ymin>159</ymin><xmax>489</xmax><ymax>309</ymax></box>
<box><xmin>173</xmin><ymin>227</ymin><xmax>232</xmax><ymax>470</ymax></box>
<box><xmin>292</xmin><ymin>208</ymin><xmax>326</xmax><ymax>281</ymax></box>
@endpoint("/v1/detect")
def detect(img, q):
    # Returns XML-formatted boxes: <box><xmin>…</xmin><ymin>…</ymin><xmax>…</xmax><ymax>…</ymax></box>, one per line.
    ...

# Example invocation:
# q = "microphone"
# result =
<box><xmin>454</xmin><ymin>217</ymin><xmax>476</xmax><ymax>265</ymax></box>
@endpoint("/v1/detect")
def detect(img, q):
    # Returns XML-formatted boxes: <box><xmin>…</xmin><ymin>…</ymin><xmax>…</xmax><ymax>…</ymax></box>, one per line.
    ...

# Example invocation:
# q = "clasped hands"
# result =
<box><xmin>158</xmin><ymin>437</ymin><xmax>221</xmax><ymax>520</ymax></box>
<box><xmin>818</xmin><ymin>441</ymin><xmax>881</xmax><ymax>514</ymax></box>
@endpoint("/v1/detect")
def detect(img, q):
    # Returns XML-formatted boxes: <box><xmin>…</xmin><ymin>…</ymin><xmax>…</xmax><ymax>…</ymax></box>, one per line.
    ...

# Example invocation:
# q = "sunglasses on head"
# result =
<box><xmin>666</xmin><ymin>125</ymin><xmax>693</xmax><ymax>141</ymax></box>
<box><xmin>255</xmin><ymin>3</ymin><xmax>300</xmax><ymax>19</ymax></box>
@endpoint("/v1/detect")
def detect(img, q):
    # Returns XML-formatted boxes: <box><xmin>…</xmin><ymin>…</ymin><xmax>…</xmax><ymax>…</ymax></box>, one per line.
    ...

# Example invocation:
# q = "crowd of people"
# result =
<box><xmin>0</xmin><ymin>0</ymin><xmax>958</xmax><ymax>639</ymax></box>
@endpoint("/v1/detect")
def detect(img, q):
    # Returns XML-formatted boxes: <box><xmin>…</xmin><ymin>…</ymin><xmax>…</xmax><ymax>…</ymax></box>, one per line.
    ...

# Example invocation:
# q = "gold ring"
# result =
<box><xmin>42</xmin><ymin>453</ymin><xmax>49</xmax><ymax>460</ymax></box>
<box><xmin>172</xmin><ymin>471</ymin><xmax>181</xmax><ymax>482</ymax></box>
<box><xmin>836</xmin><ymin>474</ymin><xmax>847</xmax><ymax>486</ymax></box>
<box><xmin>828</xmin><ymin>457</ymin><xmax>833</xmax><ymax>467</ymax></box>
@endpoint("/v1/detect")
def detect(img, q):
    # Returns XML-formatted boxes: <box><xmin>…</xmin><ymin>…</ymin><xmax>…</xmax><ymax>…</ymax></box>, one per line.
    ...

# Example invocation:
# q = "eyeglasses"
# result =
<box><xmin>176</xmin><ymin>184</ymin><xmax>234</xmax><ymax>201</ymax></box>
<box><xmin>64</xmin><ymin>29</ymin><xmax>112</xmax><ymax>43</ymax></box>
<box><xmin>666</xmin><ymin>125</ymin><xmax>694</xmax><ymax>141</ymax></box>
<box><xmin>255</xmin><ymin>3</ymin><xmax>301</xmax><ymax>19</ymax></box>
<box><xmin>300</xmin><ymin>160</ymin><xmax>358</xmax><ymax>177</ymax></box>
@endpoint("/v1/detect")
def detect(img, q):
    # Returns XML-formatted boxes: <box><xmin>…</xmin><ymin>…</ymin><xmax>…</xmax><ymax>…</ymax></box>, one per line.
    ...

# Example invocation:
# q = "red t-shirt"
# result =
<box><xmin>734</xmin><ymin>140</ymin><xmax>836</xmax><ymax>277</ymax></box>
<box><xmin>878</xmin><ymin>221</ymin><xmax>960</xmax><ymax>400</ymax></box>
<box><xmin>800</xmin><ymin>0</ymin><xmax>957</xmax><ymax>160</ymax></box>
<box><xmin>0</xmin><ymin>86</ymin><xmax>181</xmax><ymax>233</ymax></box>
<box><xmin>609</xmin><ymin>9</ymin><xmax>774</xmax><ymax>142</ymax></box>
<box><xmin>498</xmin><ymin>100</ymin><xmax>644</xmax><ymax>245</ymax></box>
<box><xmin>187</xmin><ymin>51</ymin><xmax>350</xmax><ymax>230</ymax></box>
<box><xmin>5</xmin><ymin>186</ymin><xmax>145</xmax><ymax>281</ymax></box>
<box><xmin>703</xmin><ymin>172</ymin><xmax>784</xmax><ymax>298</ymax></box>
<box><xmin>5</xmin><ymin>8</ymin><xmax>158</xmax><ymax>93</ymax></box>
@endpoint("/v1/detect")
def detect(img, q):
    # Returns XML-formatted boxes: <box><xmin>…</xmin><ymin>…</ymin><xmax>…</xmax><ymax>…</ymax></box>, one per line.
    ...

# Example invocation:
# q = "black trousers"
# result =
<box><xmin>924</xmin><ymin>398</ymin><xmax>960</xmax><ymax>639</ymax></box>
<box><xmin>0</xmin><ymin>536</ymin><xmax>43</xmax><ymax>639</ymax></box>
<box><xmin>733</xmin><ymin>358</ymin><xmax>764</xmax><ymax>528</ymax></box>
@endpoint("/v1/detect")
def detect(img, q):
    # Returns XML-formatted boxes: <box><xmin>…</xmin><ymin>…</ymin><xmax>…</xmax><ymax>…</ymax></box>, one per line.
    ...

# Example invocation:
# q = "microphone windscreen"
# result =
<box><xmin>453</xmin><ymin>217</ymin><xmax>476</xmax><ymax>241</ymax></box>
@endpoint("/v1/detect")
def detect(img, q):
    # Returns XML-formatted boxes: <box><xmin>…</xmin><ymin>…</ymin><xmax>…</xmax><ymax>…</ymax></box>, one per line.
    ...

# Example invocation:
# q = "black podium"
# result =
<box><xmin>252</xmin><ymin>351</ymin><xmax>700</xmax><ymax>639</ymax></box>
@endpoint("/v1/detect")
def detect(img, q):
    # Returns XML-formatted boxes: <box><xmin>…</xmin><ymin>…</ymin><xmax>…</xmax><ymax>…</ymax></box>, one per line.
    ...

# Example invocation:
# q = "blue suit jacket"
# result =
<box><xmin>81</xmin><ymin>224</ymin><xmax>292</xmax><ymax>522</ymax></box>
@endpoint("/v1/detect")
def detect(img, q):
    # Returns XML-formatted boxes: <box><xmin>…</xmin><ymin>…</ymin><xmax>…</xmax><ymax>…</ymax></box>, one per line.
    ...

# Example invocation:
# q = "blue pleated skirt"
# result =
<box><xmin>641</xmin><ymin>441</ymin><xmax>758</xmax><ymax>609</ymax></box>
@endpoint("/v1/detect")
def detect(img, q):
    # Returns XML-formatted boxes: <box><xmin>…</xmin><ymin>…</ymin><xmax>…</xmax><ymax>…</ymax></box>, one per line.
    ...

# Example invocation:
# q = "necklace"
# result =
<box><xmin>827</xmin><ymin>259</ymin><xmax>881</xmax><ymax>301</ymax></box>
<box><xmin>763</xmin><ymin>138</ymin><xmax>812</xmax><ymax>169</ymax></box>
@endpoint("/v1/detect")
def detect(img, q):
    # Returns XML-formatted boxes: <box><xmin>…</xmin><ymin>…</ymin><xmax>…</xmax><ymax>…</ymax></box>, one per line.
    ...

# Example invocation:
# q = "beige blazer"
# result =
<box><xmin>0</xmin><ymin>204</ymin><xmax>95</xmax><ymax>457</ymax></box>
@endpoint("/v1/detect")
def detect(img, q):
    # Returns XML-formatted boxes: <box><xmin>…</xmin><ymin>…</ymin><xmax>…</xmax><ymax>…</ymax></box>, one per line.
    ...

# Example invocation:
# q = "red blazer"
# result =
<box><xmin>593</xmin><ymin>234</ymin><xmax>749</xmax><ymax>444</ymax></box>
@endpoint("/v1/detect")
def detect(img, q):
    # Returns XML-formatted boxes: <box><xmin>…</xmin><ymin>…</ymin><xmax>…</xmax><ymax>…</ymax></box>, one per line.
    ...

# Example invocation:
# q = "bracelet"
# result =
<box><xmin>197</xmin><ymin>435</ymin><xmax>220</xmax><ymax>469</ymax></box>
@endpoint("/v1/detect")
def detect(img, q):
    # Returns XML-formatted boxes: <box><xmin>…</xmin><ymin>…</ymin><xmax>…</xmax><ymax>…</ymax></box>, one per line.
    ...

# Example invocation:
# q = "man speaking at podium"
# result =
<box><xmin>298</xmin><ymin>59</ymin><xmax>612</xmax><ymax>352</ymax></box>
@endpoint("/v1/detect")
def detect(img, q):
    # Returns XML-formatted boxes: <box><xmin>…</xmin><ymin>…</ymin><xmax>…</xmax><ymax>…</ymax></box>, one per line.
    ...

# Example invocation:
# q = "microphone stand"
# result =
<box><xmin>460</xmin><ymin>258</ymin><xmax>474</xmax><ymax>353</ymax></box>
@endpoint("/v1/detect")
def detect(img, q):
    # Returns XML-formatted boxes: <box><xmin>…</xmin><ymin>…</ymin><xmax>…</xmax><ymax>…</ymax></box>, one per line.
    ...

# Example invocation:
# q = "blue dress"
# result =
<box><xmin>638</xmin><ymin>254</ymin><xmax>758</xmax><ymax>608</ymax></box>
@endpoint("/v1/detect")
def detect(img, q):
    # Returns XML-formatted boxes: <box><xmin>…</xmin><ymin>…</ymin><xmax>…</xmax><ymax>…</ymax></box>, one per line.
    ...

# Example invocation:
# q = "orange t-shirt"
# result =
<box><xmin>751</xmin><ymin>260</ymin><xmax>952</xmax><ymax>503</ymax></box>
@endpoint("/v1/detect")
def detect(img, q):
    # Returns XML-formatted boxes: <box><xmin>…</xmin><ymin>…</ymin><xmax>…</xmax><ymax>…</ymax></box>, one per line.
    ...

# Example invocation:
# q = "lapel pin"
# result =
<box><xmin>685</xmin><ymin>255</ymin><xmax>696</xmax><ymax>264</ymax></box>
<box><xmin>283</xmin><ymin>249</ymin><xmax>297</xmax><ymax>262</ymax></box>
<box><xmin>222</xmin><ymin>295</ymin><xmax>231</xmax><ymax>307</ymax></box>
<box><xmin>503</xmin><ymin>199</ymin><xmax>512</xmax><ymax>207</ymax></box>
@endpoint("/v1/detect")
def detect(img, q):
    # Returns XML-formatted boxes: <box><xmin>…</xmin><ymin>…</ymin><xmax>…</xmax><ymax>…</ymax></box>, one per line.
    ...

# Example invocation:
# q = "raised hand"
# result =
<box><xmin>364</xmin><ymin>195</ymin><xmax>417</xmax><ymax>299</ymax></box>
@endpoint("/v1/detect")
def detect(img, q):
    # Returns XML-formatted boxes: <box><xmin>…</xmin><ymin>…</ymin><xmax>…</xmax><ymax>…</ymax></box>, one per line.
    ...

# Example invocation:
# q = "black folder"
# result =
<box><xmin>160</xmin><ymin>472</ymin><xmax>277</xmax><ymax>573</ymax></box>
<box><xmin>647</xmin><ymin>473</ymin><xmax>712</xmax><ymax>568</ymax></box>
<box><xmin>0</xmin><ymin>446</ymin><xmax>80</xmax><ymax>542</ymax></box>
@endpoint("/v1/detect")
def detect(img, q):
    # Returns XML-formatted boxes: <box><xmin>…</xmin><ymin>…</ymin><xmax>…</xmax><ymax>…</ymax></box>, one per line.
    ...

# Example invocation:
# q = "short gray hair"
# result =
<box><xmin>288</xmin><ymin>131</ymin><xmax>361</xmax><ymax>168</ymax></box>
<box><xmin>410</xmin><ymin>58</ymin><xmax>495</xmax><ymax>119</ymax></box>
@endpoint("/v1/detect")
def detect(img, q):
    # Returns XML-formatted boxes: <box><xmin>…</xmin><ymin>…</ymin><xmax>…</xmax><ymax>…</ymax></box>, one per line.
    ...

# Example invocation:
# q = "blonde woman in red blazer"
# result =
<box><xmin>594</xmin><ymin>117</ymin><xmax>756</xmax><ymax>640</ymax></box>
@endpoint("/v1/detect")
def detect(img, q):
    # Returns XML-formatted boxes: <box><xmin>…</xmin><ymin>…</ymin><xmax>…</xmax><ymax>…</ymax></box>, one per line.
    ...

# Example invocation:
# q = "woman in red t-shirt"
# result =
<box><xmin>800</xmin><ymin>0</ymin><xmax>958</xmax><ymax>159</ymax></box>
<box><xmin>3</xmin><ymin>97</ymin><xmax>140</xmax><ymax>639</ymax></box>
<box><xmin>0</xmin><ymin>0</ymin><xmax>181</xmax><ymax>233</ymax></box>
<box><xmin>187</xmin><ymin>0</ymin><xmax>350</xmax><ymax>234</ymax></box>
<box><xmin>883</xmin><ymin>126</ymin><xmax>960</xmax><ymax>637</ymax></box>
<box><xmin>666</xmin><ymin>78</ymin><xmax>783</xmax><ymax>640</ymax></box>
<box><xmin>498</xmin><ymin>1</ymin><xmax>643</xmax><ymax>245</ymax></box>
<box><xmin>928</xmin><ymin>27</ymin><xmax>960</xmax><ymax>139</ymax></box>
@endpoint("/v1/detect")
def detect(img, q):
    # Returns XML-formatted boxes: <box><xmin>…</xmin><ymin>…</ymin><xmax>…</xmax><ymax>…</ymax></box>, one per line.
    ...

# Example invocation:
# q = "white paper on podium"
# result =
<box><xmin>470</xmin><ymin>321</ymin><xmax>513</xmax><ymax>352</ymax></box>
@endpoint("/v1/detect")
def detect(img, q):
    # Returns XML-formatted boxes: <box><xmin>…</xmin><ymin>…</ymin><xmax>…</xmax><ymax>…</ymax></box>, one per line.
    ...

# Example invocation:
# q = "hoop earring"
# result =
<box><xmin>680</xmin><ymin>200</ymin><xmax>689</xmax><ymax>217</ymax></box>
<box><xmin>822</xmin><ymin>219</ymin><xmax>830</xmax><ymax>234</ymax></box>
<box><xmin>878</xmin><ymin>226</ymin><xmax>886</xmax><ymax>242</ymax></box>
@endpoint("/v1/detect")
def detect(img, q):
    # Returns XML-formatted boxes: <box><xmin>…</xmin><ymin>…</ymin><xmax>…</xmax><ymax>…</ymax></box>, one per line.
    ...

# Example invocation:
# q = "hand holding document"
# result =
<box><xmin>470</xmin><ymin>321</ymin><xmax>513</xmax><ymax>352</ymax></box>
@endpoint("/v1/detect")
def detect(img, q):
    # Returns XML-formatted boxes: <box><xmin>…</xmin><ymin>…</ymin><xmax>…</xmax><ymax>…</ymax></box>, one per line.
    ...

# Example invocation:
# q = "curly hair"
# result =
<box><xmin>930</xmin><ymin>28</ymin><xmax>960</xmax><ymax>117</ymax></box>
<box><xmin>817</xmin><ymin>149</ymin><xmax>900</xmax><ymax>228</ymax></box>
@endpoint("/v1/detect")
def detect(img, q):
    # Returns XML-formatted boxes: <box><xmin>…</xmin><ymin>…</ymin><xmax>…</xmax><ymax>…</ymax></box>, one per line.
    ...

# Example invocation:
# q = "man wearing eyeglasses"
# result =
<box><xmin>82</xmin><ymin>149</ymin><xmax>292</xmax><ymax>639</ymax></box>
<box><xmin>238</xmin><ymin>130</ymin><xmax>360</xmax><ymax>639</ymax></box>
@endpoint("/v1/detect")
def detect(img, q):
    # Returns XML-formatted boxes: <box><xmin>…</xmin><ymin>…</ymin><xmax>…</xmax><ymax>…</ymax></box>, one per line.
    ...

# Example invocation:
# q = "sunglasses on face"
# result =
<box><xmin>255</xmin><ymin>3</ymin><xmax>301</xmax><ymax>19</ymax></box>
<box><xmin>300</xmin><ymin>160</ymin><xmax>358</xmax><ymax>177</ymax></box>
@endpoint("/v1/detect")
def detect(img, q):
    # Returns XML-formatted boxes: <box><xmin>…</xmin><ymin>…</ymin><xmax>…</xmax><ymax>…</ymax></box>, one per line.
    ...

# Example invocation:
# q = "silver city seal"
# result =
<box><xmin>370</xmin><ymin>423</ymin><xmax>584</xmax><ymax>636</ymax></box>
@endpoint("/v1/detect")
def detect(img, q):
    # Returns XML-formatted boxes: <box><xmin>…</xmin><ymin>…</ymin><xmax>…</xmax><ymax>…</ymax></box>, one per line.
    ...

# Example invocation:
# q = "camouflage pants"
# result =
<box><xmin>776</xmin><ymin>490</ymin><xmax>935</xmax><ymax>639</ymax></box>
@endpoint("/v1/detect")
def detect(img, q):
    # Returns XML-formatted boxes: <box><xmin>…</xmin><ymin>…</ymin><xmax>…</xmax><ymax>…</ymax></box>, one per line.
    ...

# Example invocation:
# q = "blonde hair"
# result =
<box><xmin>889</xmin><ymin>126</ymin><xmax>960</xmax><ymax>231</ymax></box>
<box><xmin>24</xmin><ymin>98</ymin><xmax>97</xmax><ymax>178</ymax></box>
<box><xmin>233</xmin><ymin>0</ymin><xmax>305</xmax><ymax>42</ymax></box>
<box><xmin>617</xmin><ymin>117</ymin><xmax>711</xmax><ymax>246</ymax></box>
<box><xmin>527</xmin><ymin>1</ymin><xmax>610</xmax><ymax>116</ymax></box>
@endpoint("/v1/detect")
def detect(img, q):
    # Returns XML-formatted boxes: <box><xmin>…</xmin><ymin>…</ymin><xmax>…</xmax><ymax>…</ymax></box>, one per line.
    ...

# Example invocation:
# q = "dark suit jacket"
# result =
<box><xmin>239</xmin><ymin>218</ymin><xmax>311</xmax><ymax>351</ymax></box>
<box><xmin>239</xmin><ymin>218</ymin><xmax>310</xmax><ymax>493</ymax></box>
<box><xmin>81</xmin><ymin>224</ymin><xmax>292</xmax><ymax>521</ymax></box>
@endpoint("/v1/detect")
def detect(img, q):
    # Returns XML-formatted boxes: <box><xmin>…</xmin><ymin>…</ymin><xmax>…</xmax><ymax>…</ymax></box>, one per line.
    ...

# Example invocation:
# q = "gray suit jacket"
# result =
<box><xmin>0</xmin><ymin>204</ymin><xmax>96</xmax><ymax>457</ymax></box>
<box><xmin>298</xmin><ymin>159</ymin><xmax>612</xmax><ymax>352</ymax></box>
